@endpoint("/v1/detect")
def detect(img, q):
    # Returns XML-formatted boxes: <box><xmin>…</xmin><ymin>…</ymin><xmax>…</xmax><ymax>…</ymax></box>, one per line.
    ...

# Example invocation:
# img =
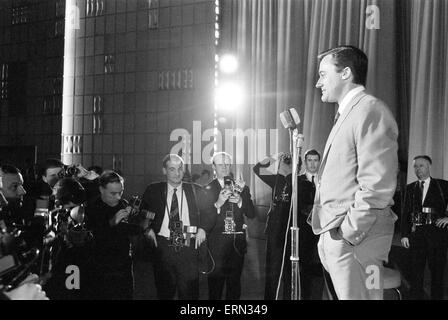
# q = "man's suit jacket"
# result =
<box><xmin>141</xmin><ymin>181</ymin><xmax>204</xmax><ymax>234</ymax></box>
<box><xmin>311</xmin><ymin>90</ymin><xmax>399</xmax><ymax>246</ymax></box>
<box><xmin>401</xmin><ymin>178</ymin><xmax>448</xmax><ymax>246</ymax></box>
<box><xmin>298</xmin><ymin>174</ymin><xmax>315</xmax><ymax>220</ymax></box>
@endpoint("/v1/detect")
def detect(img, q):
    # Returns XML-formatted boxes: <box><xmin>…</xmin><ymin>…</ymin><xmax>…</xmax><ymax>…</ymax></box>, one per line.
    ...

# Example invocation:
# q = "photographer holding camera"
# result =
<box><xmin>141</xmin><ymin>154</ymin><xmax>206</xmax><ymax>300</ymax></box>
<box><xmin>1</xmin><ymin>164</ymin><xmax>48</xmax><ymax>300</ymax></box>
<box><xmin>22</xmin><ymin>159</ymin><xmax>98</xmax><ymax>250</ymax></box>
<box><xmin>42</xmin><ymin>177</ymin><xmax>95</xmax><ymax>300</ymax></box>
<box><xmin>85</xmin><ymin>171</ymin><xmax>143</xmax><ymax>300</ymax></box>
<box><xmin>201</xmin><ymin>152</ymin><xmax>255</xmax><ymax>300</ymax></box>
<box><xmin>253</xmin><ymin>152</ymin><xmax>293</xmax><ymax>300</ymax></box>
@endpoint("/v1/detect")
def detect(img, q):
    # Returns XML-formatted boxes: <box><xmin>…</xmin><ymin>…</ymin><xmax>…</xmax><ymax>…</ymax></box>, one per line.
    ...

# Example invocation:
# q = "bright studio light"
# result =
<box><xmin>215</xmin><ymin>82</ymin><xmax>244</xmax><ymax>112</ymax></box>
<box><xmin>219</xmin><ymin>54</ymin><xmax>238</xmax><ymax>74</ymax></box>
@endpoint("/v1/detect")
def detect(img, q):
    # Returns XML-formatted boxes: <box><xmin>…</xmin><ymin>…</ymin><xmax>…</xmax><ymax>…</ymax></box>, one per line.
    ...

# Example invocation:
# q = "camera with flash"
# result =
<box><xmin>169</xmin><ymin>221</ymin><xmax>198</xmax><ymax>249</ymax></box>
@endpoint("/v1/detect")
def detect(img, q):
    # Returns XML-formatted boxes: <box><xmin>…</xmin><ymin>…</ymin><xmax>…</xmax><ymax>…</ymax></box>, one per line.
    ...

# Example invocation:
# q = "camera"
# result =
<box><xmin>0</xmin><ymin>224</ymin><xmax>40</xmax><ymax>291</ymax></box>
<box><xmin>282</xmin><ymin>153</ymin><xmax>292</xmax><ymax>165</ymax></box>
<box><xmin>412</xmin><ymin>207</ymin><xmax>436</xmax><ymax>226</ymax></box>
<box><xmin>58</xmin><ymin>165</ymin><xmax>80</xmax><ymax>179</ymax></box>
<box><xmin>169</xmin><ymin>221</ymin><xmax>184</xmax><ymax>248</ymax></box>
<box><xmin>224</xmin><ymin>175</ymin><xmax>233</xmax><ymax>188</ymax></box>
<box><xmin>224</xmin><ymin>176</ymin><xmax>244</xmax><ymax>196</ymax></box>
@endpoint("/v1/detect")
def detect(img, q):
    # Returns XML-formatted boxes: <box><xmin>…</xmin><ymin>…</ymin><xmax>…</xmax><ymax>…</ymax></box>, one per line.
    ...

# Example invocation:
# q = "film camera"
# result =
<box><xmin>122</xmin><ymin>196</ymin><xmax>155</xmax><ymax>225</ymax></box>
<box><xmin>223</xmin><ymin>176</ymin><xmax>245</xmax><ymax>235</ymax></box>
<box><xmin>412</xmin><ymin>207</ymin><xmax>436</xmax><ymax>228</ymax></box>
<box><xmin>169</xmin><ymin>221</ymin><xmax>197</xmax><ymax>250</ymax></box>
<box><xmin>58</xmin><ymin>165</ymin><xmax>81</xmax><ymax>179</ymax></box>
<box><xmin>281</xmin><ymin>153</ymin><xmax>292</xmax><ymax>165</ymax></box>
<box><xmin>0</xmin><ymin>215</ymin><xmax>42</xmax><ymax>291</ymax></box>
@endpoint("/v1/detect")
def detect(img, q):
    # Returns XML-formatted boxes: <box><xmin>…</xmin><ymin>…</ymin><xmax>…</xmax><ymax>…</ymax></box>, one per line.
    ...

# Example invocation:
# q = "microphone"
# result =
<box><xmin>280</xmin><ymin>108</ymin><xmax>300</xmax><ymax>130</ymax></box>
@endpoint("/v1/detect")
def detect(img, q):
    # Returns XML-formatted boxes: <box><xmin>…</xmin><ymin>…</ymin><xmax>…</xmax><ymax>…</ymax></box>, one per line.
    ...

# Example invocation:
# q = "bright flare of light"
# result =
<box><xmin>219</xmin><ymin>54</ymin><xmax>238</xmax><ymax>74</ymax></box>
<box><xmin>215</xmin><ymin>82</ymin><xmax>244</xmax><ymax>112</ymax></box>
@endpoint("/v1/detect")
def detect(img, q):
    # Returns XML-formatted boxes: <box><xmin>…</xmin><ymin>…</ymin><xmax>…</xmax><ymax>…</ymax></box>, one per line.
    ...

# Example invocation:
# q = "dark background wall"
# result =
<box><xmin>0</xmin><ymin>0</ymin><xmax>216</xmax><ymax>197</ymax></box>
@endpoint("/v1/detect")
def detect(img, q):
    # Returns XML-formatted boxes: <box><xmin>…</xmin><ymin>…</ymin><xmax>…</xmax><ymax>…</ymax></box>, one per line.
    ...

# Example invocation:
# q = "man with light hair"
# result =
<box><xmin>202</xmin><ymin>152</ymin><xmax>255</xmax><ymax>299</ymax></box>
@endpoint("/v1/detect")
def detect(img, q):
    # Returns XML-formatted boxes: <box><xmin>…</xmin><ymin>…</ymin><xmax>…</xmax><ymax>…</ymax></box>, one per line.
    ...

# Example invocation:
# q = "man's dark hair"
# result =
<box><xmin>54</xmin><ymin>178</ymin><xmax>86</xmax><ymax>205</ymax></box>
<box><xmin>40</xmin><ymin>158</ymin><xmax>64</xmax><ymax>177</ymax></box>
<box><xmin>98</xmin><ymin>170</ymin><xmax>124</xmax><ymax>188</ymax></box>
<box><xmin>318</xmin><ymin>45</ymin><xmax>368</xmax><ymax>86</ymax></box>
<box><xmin>162</xmin><ymin>154</ymin><xmax>184</xmax><ymax>168</ymax></box>
<box><xmin>413</xmin><ymin>155</ymin><xmax>432</xmax><ymax>165</ymax></box>
<box><xmin>0</xmin><ymin>164</ymin><xmax>21</xmax><ymax>175</ymax></box>
<box><xmin>304</xmin><ymin>149</ymin><xmax>321</xmax><ymax>161</ymax></box>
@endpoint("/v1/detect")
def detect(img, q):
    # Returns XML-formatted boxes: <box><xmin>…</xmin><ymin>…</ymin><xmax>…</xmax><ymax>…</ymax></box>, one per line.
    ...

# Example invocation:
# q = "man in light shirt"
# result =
<box><xmin>311</xmin><ymin>45</ymin><xmax>399</xmax><ymax>299</ymax></box>
<box><xmin>400</xmin><ymin>155</ymin><xmax>448</xmax><ymax>299</ymax></box>
<box><xmin>141</xmin><ymin>154</ymin><xmax>206</xmax><ymax>300</ymax></box>
<box><xmin>202</xmin><ymin>152</ymin><xmax>255</xmax><ymax>299</ymax></box>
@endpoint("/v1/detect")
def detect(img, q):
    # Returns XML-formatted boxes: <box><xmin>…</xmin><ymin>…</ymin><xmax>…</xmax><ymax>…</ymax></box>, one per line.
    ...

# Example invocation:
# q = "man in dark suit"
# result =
<box><xmin>297</xmin><ymin>149</ymin><xmax>321</xmax><ymax>299</ymax></box>
<box><xmin>400</xmin><ymin>155</ymin><xmax>448</xmax><ymax>300</ymax></box>
<box><xmin>253</xmin><ymin>152</ymin><xmax>293</xmax><ymax>299</ymax></box>
<box><xmin>202</xmin><ymin>152</ymin><xmax>255</xmax><ymax>300</ymax></box>
<box><xmin>141</xmin><ymin>154</ymin><xmax>206</xmax><ymax>300</ymax></box>
<box><xmin>86</xmin><ymin>171</ymin><xmax>143</xmax><ymax>300</ymax></box>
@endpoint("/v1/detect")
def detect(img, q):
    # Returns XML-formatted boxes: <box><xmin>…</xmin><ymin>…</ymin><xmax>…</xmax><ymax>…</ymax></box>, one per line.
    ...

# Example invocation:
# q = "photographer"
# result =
<box><xmin>140</xmin><ymin>154</ymin><xmax>206</xmax><ymax>300</ymax></box>
<box><xmin>85</xmin><ymin>171</ymin><xmax>143</xmax><ymax>300</ymax></box>
<box><xmin>253</xmin><ymin>153</ymin><xmax>293</xmax><ymax>300</ymax></box>
<box><xmin>43</xmin><ymin>178</ymin><xmax>94</xmax><ymax>300</ymax></box>
<box><xmin>0</xmin><ymin>165</ymin><xmax>48</xmax><ymax>300</ymax></box>
<box><xmin>202</xmin><ymin>152</ymin><xmax>255</xmax><ymax>300</ymax></box>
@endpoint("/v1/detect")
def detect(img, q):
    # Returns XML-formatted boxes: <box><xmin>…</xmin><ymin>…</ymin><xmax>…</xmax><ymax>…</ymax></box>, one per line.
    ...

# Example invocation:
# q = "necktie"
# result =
<box><xmin>333</xmin><ymin>112</ymin><xmax>340</xmax><ymax>126</ymax></box>
<box><xmin>415</xmin><ymin>181</ymin><xmax>423</xmax><ymax>208</ymax></box>
<box><xmin>311</xmin><ymin>175</ymin><xmax>315</xmax><ymax>185</ymax></box>
<box><xmin>169</xmin><ymin>188</ymin><xmax>180</xmax><ymax>223</ymax></box>
<box><xmin>420</xmin><ymin>181</ymin><xmax>425</xmax><ymax>204</ymax></box>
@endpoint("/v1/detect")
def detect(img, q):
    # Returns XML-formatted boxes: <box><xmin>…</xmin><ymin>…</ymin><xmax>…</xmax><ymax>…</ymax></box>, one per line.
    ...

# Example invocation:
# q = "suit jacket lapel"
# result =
<box><xmin>318</xmin><ymin>91</ymin><xmax>367</xmax><ymax>179</ymax></box>
<box><xmin>161</xmin><ymin>182</ymin><xmax>167</xmax><ymax>212</ymax></box>
<box><xmin>423</xmin><ymin>178</ymin><xmax>435</xmax><ymax>207</ymax></box>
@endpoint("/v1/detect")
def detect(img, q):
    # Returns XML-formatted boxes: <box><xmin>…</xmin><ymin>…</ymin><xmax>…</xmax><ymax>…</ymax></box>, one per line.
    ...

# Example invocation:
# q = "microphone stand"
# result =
<box><xmin>290</xmin><ymin>129</ymin><xmax>303</xmax><ymax>300</ymax></box>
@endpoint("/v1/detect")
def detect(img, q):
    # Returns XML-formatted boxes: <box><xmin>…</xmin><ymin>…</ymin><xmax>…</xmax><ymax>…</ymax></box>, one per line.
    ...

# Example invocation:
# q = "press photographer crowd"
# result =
<box><xmin>1</xmin><ymin>148</ymin><xmax>448</xmax><ymax>300</ymax></box>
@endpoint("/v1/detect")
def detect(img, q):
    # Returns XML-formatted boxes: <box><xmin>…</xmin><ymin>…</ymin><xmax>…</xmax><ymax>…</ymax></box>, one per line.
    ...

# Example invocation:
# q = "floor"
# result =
<box><xmin>133</xmin><ymin>230</ymin><xmax>448</xmax><ymax>300</ymax></box>
<box><xmin>132</xmin><ymin>235</ymin><xmax>326</xmax><ymax>300</ymax></box>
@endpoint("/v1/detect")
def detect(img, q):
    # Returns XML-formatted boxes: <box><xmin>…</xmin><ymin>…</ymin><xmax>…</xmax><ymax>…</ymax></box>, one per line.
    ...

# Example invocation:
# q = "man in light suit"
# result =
<box><xmin>311</xmin><ymin>45</ymin><xmax>399</xmax><ymax>300</ymax></box>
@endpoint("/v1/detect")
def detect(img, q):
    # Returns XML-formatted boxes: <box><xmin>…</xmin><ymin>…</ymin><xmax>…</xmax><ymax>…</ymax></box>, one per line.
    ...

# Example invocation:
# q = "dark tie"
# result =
<box><xmin>311</xmin><ymin>175</ymin><xmax>315</xmax><ymax>185</ymax></box>
<box><xmin>415</xmin><ymin>181</ymin><xmax>423</xmax><ymax>208</ymax></box>
<box><xmin>420</xmin><ymin>181</ymin><xmax>425</xmax><ymax>204</ymax></box>
<box><xmin>169</xmin><ymin>188</ymin><xmax>180</xmax><ymax>223</ymax></box>
<box><xmin>333</xmin><ymin>112</ymin><xmax>340</xmax><ymax>126</ymax></box>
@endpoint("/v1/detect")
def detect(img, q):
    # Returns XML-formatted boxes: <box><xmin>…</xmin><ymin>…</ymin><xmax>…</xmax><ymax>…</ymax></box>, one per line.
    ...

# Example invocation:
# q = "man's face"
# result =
<box><xmin>100</xmin><ymin>182</ymin><xmax>124</xmax><ymax>207</ymax></box>
<box><xmin>163</xmin><ymin>159</ymin><xmax>184</xmax><ymax>186</ymax></box>
<box><xmin>43</xmin><ymin>167</ymin><xmax>63</xmax><ymax>188</ymax></box>
<box><xmin>1</xmin><ymin>173</ymin><xmax>26</xmax><ymax>205</ymax></box>
<box><xmin>305</xmin><ymin>155</ymin><xmax>320</xmax><ymax>174</ymax></box>
<box><xmin>213</xmin><ymin>155</ymin><xmax>232</xmax><ymax>179</ymax></box>
<box><xmin>316</xmin><ymin>55</ymin><xmax>345</xmax><ymax>103</ymax></box>
<box><xmin>413</xmin><ymin>158</ymin><xmax>431</xmax><ymax>180</ymax></box>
